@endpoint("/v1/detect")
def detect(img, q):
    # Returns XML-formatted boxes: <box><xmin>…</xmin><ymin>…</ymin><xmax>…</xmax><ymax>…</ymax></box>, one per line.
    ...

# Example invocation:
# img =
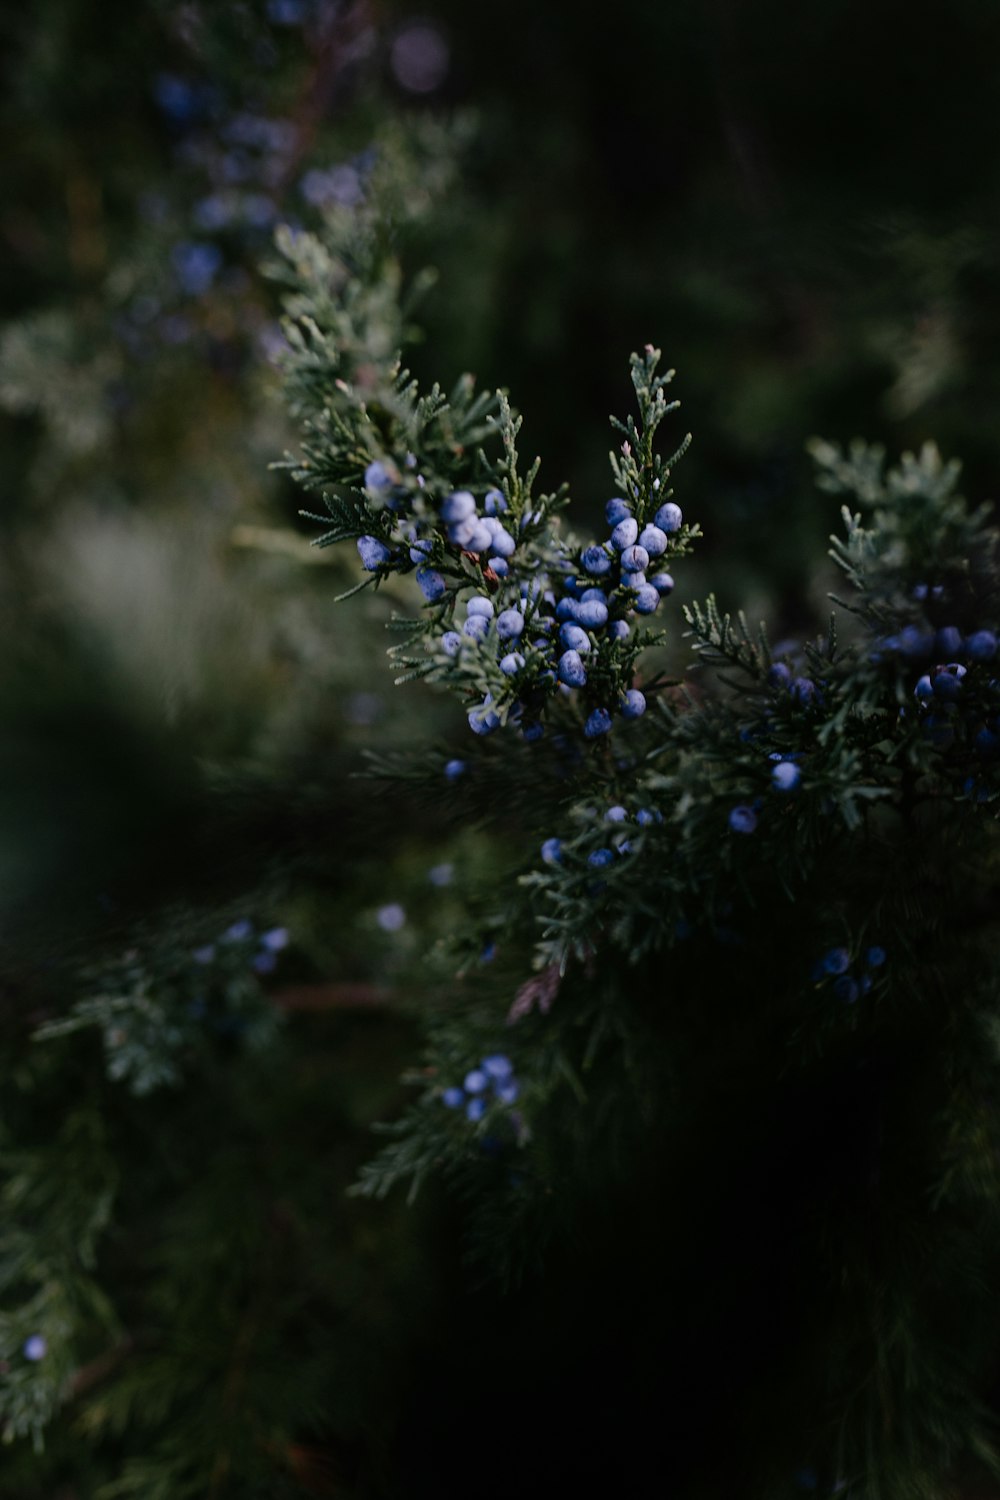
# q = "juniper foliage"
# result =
<box><xmin>270</xmin><ymin>131</ymin><xmax>1000</xmax><ymax>1499</ymax></box>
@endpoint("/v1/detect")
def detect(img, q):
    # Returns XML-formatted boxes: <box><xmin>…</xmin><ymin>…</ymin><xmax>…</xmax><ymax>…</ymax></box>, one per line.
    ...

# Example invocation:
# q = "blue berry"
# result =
<box><xmin>464</xmin><ymin>1068</ymin><xmax>488</xmax><ymax>1093</ymax></box>
<box><xmin>588</xmin><ymin>848</ymin><xmax>614</xmax><ymax>867</ymax></box>
<box><xmin>633</xmin><ymin>584</ymin><xmax>660</xmax><ymax>614</ymax></box>
<box><xmin>500</xmin><ymin>652</ymin><xmax>525</xmax><ymax>676</ymax></box>
<box><xmin>441</xmin><ymin>631</ymin><xmax>462</xmax><ymax>657</ymax></box>
<box><xmin>559</xmin><ymin>622</ymin><xmax>591</xmax><ymax>653</ymax></box>
<box><xmin>912</xmin><ymin>583</ymin><xmax>929</xmax><ymax>601</ymax></box>
<box><xmin>833</xmin><ymin>975</ymin><xmax>859</xmax><ymax>1004</ymax></box>
<box><xmin>444</xmin><ymin>758</ymin><xmax>465</xmax><ymax>780</ymax></box>
<box><xmin>654</xmin><ymin>501</ymin><xmax>683</xmax><ymax>532</ymax></box>
<box><xmin>489</xmin><ymin>556</ymin><xmax>509</xmax><ymax>577</ymax></box>
<box><xmin>932</xmin><ymin>665</ymin><xmax>964</xmax><ymax>700</ymax></box>
<box><xmin>469</xmin><ymin>702</ymin><xmax>501</xmax><ymax>735</ymax></box>
<box><xmin>466</xmin><ymin>1096</ymin><xmax>486</xmax><ymax>1122</ymax></box>
<box><xmin>605</xmin><ymin>805</ymin><xmax>628</xmax><ymax>822</ymax></box>
<box><xmin>496</xmin><ymin>608</ymin><xmax>526</xmax><ymax>641</ymax></box>
<box><xmin>441</xmin><ymin>491</ymin><xmax>476</xmax><ymax>523</ymax></box>
<box><xmin>260</xmin><ymin>927</ymin><xmax>289</xmax><ymax>951</ymax></box>
<box><xmin>484</xmin><ymin>488</ymin><xmax>507</xmax><ymax>515</ymax></box>
<box><xmin>605</xmin><ymin>497</ymin><xmax>631</xmax><ymax>525</ymax></box>
<box><xmin>376</xmin><ymin>903</ymin><xmax>406</xmax><ymax>932</ymax></box>
<box><xmin>463</xmin><ymin>615</ymin><xmax>490</xmax><ymax>641</ymax></box>
<box><xmin>22</xmin><ymin>1335</ymin><xmax>47</xmax><ymax>1362</ymax></box>
<box><xmin>611</xmin><ymin>517</ymin><xmax>639</xmax><ymax>550</ymax></box>
<box><xmin>409</xmin><ymin>539</ymin><xmax>433</xmax><ymax>561</ymax></box>
<box><xmin>899</xmin><ymin>625</ymin><xmax>934</xmax><ymax>660</ymax></box>
<box><xmin>466</xmin><ymin>522</ymin><xmax>494</xmax><ymax>553</ymax></box>
<box><xmin>222</xmin><ymin>919</ymin><xmax>254</xmax><ymax>942</ymax></box>
<box><xmin>771</xmin><ymin>761</ymin><xmax>801</xmax><ymax>791</ymax></box>
<box><xmin>650</xmin><ymin>572</ymin><xmax>674</xmax><ymax>596</ymax></box>
<box><xmin>556</xmin><ymin>596</ymin><xmax>580</xmax><ymax>623</ymax></box>
<box><xmin>822</xmin><ymin>947</ymin><xmax>850</xmax><ymax>975</ymax></box>
<box><xmin>728</xmin><ymin>804</ymin><xmax>757</xmax><ymax>834</ymax></box>
<box><xmin>914</xmin><ymin>674</ymin><xmax>934</xmax><ymax>700</ymax></box>
<box><xmin>935</xmin><ymin>625</ymin><xmax>964</xmax><ymax>659</ymax></box>
<box><xmin>541</xmin><ymin>838</ymin><xmax>563</xmax><ymax>865</ymax></box>
<box><xmin>579</xmin><ymin>587</ymin><xmax>607</xmax><ymax>604</ymax></box>
<box><xmin>558</xmin><ymin>650</ymin><xmax>587</xmax><ymax>687</ymax></box>
<box><xmin>768</xmin><ymin>662</ymin><xmax>791</xmax><ymax>688</ymax></box>
<box><xmin>582</xmin><ymin>545</ymin><xmax>613</xmax><ymax>576</ymax></box>
<box><xmin>486</xmin><ymin>524</ymin><xmax>517</xmax><ymax>558</ymax></box>
<box><xmin>865</xmin><ymin>946</ymin><xmax>886</xmax><ymax>968</ymax></box>
<box><xmin>635</xmin><ymin>808</ymin><xmax>658</xmax><ymax>826</ymax></box>
<box><xmin>467</xmin><ymin>596</ymin><xmax>495</xmax><ymax>618</ymax></box>
<box><xmin>522</xmin><ymin>722</ymin><xmax>544</xmax><ymax>743</ymax></box>
<box><xmin>482</xmin><ymin>1054</ymin><xmax>514</xmax><ymax>1080</ymax></box>
<box><xmin>620</xmin><ymin>544</ymin><xmax>650</xmax><ymax>574</ymax></box>
<box><xmin>357</xmin><ymin>535</ymin><xmax>392</xmax><ymax>570</ymax></box>
<box><xmin>968</xmin><ymin>629</ymin><xmax>998</xmax><ymax>662</ymax></box>
<box><xmin>621</xmin><ymin>689</ymin><xmax>646</xmax><ymax>719</ymax></box>
<box><xmin>416</xmin><ymin>567</ymin><xmax>446</xmax><ymax>601</ymax></box>
<box><xmin>442</xmin><ymin>1087</ymin><xmax>465</xmax><ymax>1109</ymax></box>
<box><xmin>447</xmin><ymin>518</ymin><xmax>478</xmax><ymax>547</ymax></box>
<box><xmin>790</xmin><ymin>677</ymin><xmax>816</xmax><ymax>705</ymax></box>
<box><xmin>364</xmin><ymin>460</ymin><xmax>394</xmax><ymax>493</ymax></box>
<box><xmin>608</xmin><ymin>619</ymin><xmax>631</xmax><ymax>640</ymax></box>
<box><xmin>496</xmin><ymin>1081</ymin><xmax>520</xmax><ymax>1104</ymax></box>
<box><xmin>584</xmin><ymin>708</ymin><xmax>613</xmax><ymax>738</ymax></box>
<box><xmin>976</xmin><ymin>727</ymin><xmax>999</xmax><ymax>754</ymax></box>
<box><xmin>576</xmin><ymin>599</ymin><xmax>609</xmax><ymax>628</ymax></box>
<box><xmin>638</xmin><ymin>524</ymin><xmax>668</xmax><ymax>557</ymax></box>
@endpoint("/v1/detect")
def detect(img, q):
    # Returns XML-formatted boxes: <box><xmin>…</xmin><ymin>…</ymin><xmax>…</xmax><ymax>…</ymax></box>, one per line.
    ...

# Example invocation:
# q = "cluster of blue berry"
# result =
<box><xmin>358</xmin><ymin>484</ymin><xmax>686</xmax><ymax>740</ymax></box>
<box><xmin>440</xmin><ymin>1054</ymin><xmax>520</xmax><ymax>1122</ymax></box>
<box><xmin>728</xmin><ymin>751</ymin><xmax>803</xmax><ymax>834</ymax></box>
<box><xmin>193</xmin><ymin>919</ymin><xmax>290</xmax><ymax>976</ymax></box>
<box><xmin>766</xmin><ymin>660</ymin><xmax>821</xmax><ymax>707</ymax></box>
<box><xmin>540</xmin><ymin>804</ymin><xmax>663</xmax><ymax>872</ymax></box>
<box><xmin>900</xmin><ymin>622</ymin><xmax>1000</xmax><ymax>755</ymax></box>
<box><xmin>810</xmin><ymin>944</ymin><xmax>886</xmax><ymax>1003</ymax></box>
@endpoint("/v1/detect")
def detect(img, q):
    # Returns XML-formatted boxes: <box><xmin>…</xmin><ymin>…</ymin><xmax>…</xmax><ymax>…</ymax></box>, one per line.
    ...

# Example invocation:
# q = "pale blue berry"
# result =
<box><xmin>376</xmin><ymin>903</ymin><xmax>406</xmax><ymax>932</ymax></box>
<box><xmin>728</xmin><ymin>805</ymin><xmax>757</xmax><ymax>833</ymax></box>
<box><xmin>500</xmin><ymin>652</ymin><xmax>525</xmax><ymax>676</ymax></box>
<box><xmin>482</xmin><ymin>1054</ymin><xmax>514</xmax><ymax>1080</ymax></box>
<box><xmin>605</xmin><ymin>497</ymin><xmax>631</xmax><ymax>525</ymax></box>
<box><xmin>605</xmin><ymin>805</ymin><xmax>628</xmax><ymax>822</ymax></box>
<box><xmin>409</xmin><ymin>540</ymin><xmax>433</xmax><ymax>562</ymax></box>
<box><xmin>466</xmin><ymin>1096</ymin><xmax>486</xmax><ymax>1122</ymax></box>
<box><xmin>488</xmin><ymin>526</ymin><xmax>516</xmax><ymax>558</ymax></box>
<box><xmin>444</xmin><ymin>758</ymin><xmax>465</xmax><ymax>780</ymax></box>
<box><xmin>611</xmin><ymin>517</ymin><xmax>639</xmax><ymax>550</ymax></box>
<box><xmin>357</xmin><ymin>535</ymin><xmax>392</xmax><ymax>570</ymax></box>
<box><xmin>464</xmin><ymin>1068</ymin><xmax>488</xmax><ymax>1093</ymax></box>
<box><xmin>620</xmin><ymin>544</ymin><xmax>649</xmax><ymax>574</ymax></box>
<box><xmin>771</xmin><ymin>761</ymin><xmax>801</xmax><ymax>791</ymax></box>
<box><xmin>654</xmin><ymin>501</ymin><xmax>682</xmax><ymax>532</ymax></box>
<box><xmin>633</xmin><ymin>585</ymin><xmax>660</xmax><ymax>614</ymax></box>
<box><xmin>467</xmin><ymin>596</ymin><xmax>495</xmax><ymax>618</ymax></box>
<box><xmin>441</xmin><ymin>491</ymin><xmax>476</xmax><ymax>523</ymax></box>
<box><xmin>559</xmin><ymin>622</ymin><xmax>591</xmax><ymax>653</ymax></box>
<box><xmin>576</xmin><ymin>599</ymin><xmax>609</xmax><ymax>628</ymax></box>
<box><xmin>588</xmin><ymin>847</ymin><xmax>614</xmax><ymax>867</ymax></box>
<box><xmin>638</xmin><ymin>525</ymin><xmax>668</xmax><ymax>557</ymax></box>
<box><xmin>484</xmin><ymin>488</ymin><xmax>507</xmax><ymax>515</ymax></box>
<box><xmin>608</xmin><ymin>619</ymin><xmax>631</xmax><ymax>641</ymax></box>
<box><xmin>442</xmin><ymin>1087</ymin><xmax>464</xmax><ymax>1109</ymax></box>
<box><xmin>496</xmin><ymin>608</ymin><xmax>525</xmax><ymax>640</ymax></box>
<box><xmin>466</xmin><ymin>522</ymin><xmax>494</xmax><ymax>552</ymax></box>
<box><xmin>621</xmin><ymin>688</ymin><xmax>646</xmax><ymax>718</ymax></box>
<box><xmin>261</xmin><ymin>927</ymin><xmax>289</xmax><ymax>951</ymax></box>
<box><xmin>558</xmin><ymin>650</ymin><xmax>587</xmax><ymax>687</ymax></box>
<box><xmin>582</xmin><ymin>545</ymin><xmax>613</xmax><ymax>576</ymax></box>
<box><xmin>497</xmin><ymin>1081</ymin><xmax>520</xmax><ymax>1104</ymax></box>
<box><xmin>651</xmin><ymin>572</ymin><xmax>674</xmax><ymax>596</ymax></box>
<box><xmin>441</xmin><ymin>631</ymin><xmax>462</xmax><ymax>656</ymax></box>
<box><xmin>364</xmin><ymin>460</ymin><xmax>393</xmax><ymax>492</ymax></box>
<box><xmin>222</xmin><ymin>919</ymin><xmax>254</xmax><ymax>942</ymax></box>
<box><xmin>541</xmin><ymin>837</ymin><xmax>563</xmax><ymax>865</ymax></box>
<box><xmin>489</xmin><ymin>556</ymin><xmax>509</xmax><ymax>577</ymax></box>
<box><xmin>463</xmin><ymin>615</ymin><xmax>490</xmax><ymax>640</ymax></box>
<box><xmin>416</xmin><ymin>567</ymin><xmax>446</xmax><ymax>601</ymax></box>
<box><xmin>23</xmin><ymin>1335</ymin><xmax>47</xmax><ymax>1362</ymax></box>
<box><xmin>636</xmin><ymin>808</ymin><xmax>658</xmax><ymax>826</ymax></box>
<box><xmin>469</xmin><ymin>703</ymin><xmax>501</xmax><ymax>735</ymax></box>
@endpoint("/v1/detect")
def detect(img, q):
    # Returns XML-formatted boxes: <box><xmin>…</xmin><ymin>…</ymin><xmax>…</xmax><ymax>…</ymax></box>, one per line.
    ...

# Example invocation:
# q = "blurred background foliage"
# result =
<box><xmin>4</xmin><ymin>0</ymin><xmax>1000</xmax><ymax>1493</ymax></box>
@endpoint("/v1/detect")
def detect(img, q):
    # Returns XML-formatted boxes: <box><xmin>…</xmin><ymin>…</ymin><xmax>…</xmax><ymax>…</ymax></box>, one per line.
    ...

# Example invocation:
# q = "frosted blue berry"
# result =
<box><xmin>500</xmin><ymin>652</ymin><xmax>525</xmax><ymax>676</ymax></box>
<box><xmin>771</xmin><ymin>761</ymin><xmax>801</xmax><ymax>791</ymax></box>
<box><xmin>605</xmin><ymin>805</ymin><xmax>628</xmax><ymax>822</ymax></box>
<box><xmin>633</xmin><ymin>585</ymin><xmax>660</xmax><ymax>614</ymax></box>
<box><xmin>489</xmin><ymin>556</ymin><xmax>509</xmax><ymax>577</ymax></box>
<box><xmin>442</xmin><ymin>1086</ymin><xmax>464</xmax><ymax>1109</ymax></box>
<box><xmin>357</xmin><ymin>535</ymin><xmax>392</xmax><ymax>570</ymax></box>
<box><xmin>558</xmin><ymin>649</ymin><xmax>587</xmax><ymax>687</ymax></box>
<box><xmin>588</xmin><ymin>848</ymin><xmax>614</xmax><ymax>867</ymax></box>
<box><xmin>409</xmin><ymin>539</ymin><xmax>433</xmax><ymax>562</ymax></box>
<box><xmin>466</xmin><ymin>522</ymin><xmax>494</xmax><ymax>553</ymax></box>
<box><xmin>467</xmin><ymin>596</ymin><xmax>495</xmax><ymax>618</ymax></box>
<box><xmin>650</xmin><ymin>572</ymin><xmax>674</xmax><ymax>596</ymax></box>
<box><xmin>484</xmin><ymin>488</ymin><xmax>507</xmax><ymax>515</ymax></box>
<box><xmin>833</xmin><ymin>975</ymin><xmax>859</xmax><ymax>1004</ymax></box>
<box><xmin>441</xmin><ymin>631</ymin><xmax>462</xmax><ymax>657</ymax></box>
<box><xmin>496</xmin><ymin>608</ymin><xmax>526</xmax><ymax>641</ymax></box>
<box><xmin>635</xmin><ymin>808</ymin><xmax>658</xmax><ymax>826</ymax></box>
<box><xmin>541</xmin><ymin>837</ymin><xmax>563</xmax><ymax>865</ymax></box>
<box><xmin>416</xmin><ymin>567</ymin><xmax>446</xmax><ymax>601</ymax></box>
<box><xmin>728</xmin><ymin>804</ymin><xmax>757</xmax><ymax>834</ymax></box>
<box><xmin>440</xmin><ymin>490</ymin><xmax>476</xmax><ymax>523</ymax></box>
<box><xmin>865</xmin><ymin>946</ymin><xmax>886</xmax><ymax>968</ymax></box>
<box><xmin>576</xmin><ymin>599</ymin><xmax>609</xmax><ymax>629</ymax></box>
<box><xmin>621</xmin><ymin>689</ymin><xmax>646</xmax><ymax>719</ymax></box>
<box><xmin>914</xmin><ymin>675</ymin><xmax>934</xmax><ymax>700</ymax></box>
<box><xmin>638</xmin><ymin>525</ymin><xmax>668</xmax><ymax>557</ymax></box>
<box><xmin>584</xmin><ymin>708</ymin><xmax>613</xmax><ymax>738</ymax></box>
<box><xmin>608</xmin><ymin>619</ymin><xmax>631</xmax><ymax>641</ymax></box>
<box><xmin>464</xmin><ymin>1068</ymin><xmax>488</xmax><ymax>1094</ymax></box>
<box><xmin>654</xmin><ymin>501</ymin><xmax>683</xmax><ymax>532</ymax></box>
<box><xmin>482</xmin><ymin>1054</ymin><xmax>514</xmax><ymax>1080</ymax></box>
<box><xmin>487</xmin><ymin>526</ymin><xmax>516</xmax><ymax>558</ymax></box>
<box><xmin>559</xmin><ymin>622</ymin><xmax>591</xmax><ymax>653</ymax></box>
<box><xmin>22</xmin><ymin>1335</ymin><xmax>47</xmax><ymax>1362</ymax></box>
<box><xmin>556</xmin><ymin>597</ymin><xmax>580</xmax><ymax>623</ymax></box>
<box><xmin>261</xmin><ymin>927</ymin><xmax>289</xmax><ymax>951</ymax></box>
<box><xmin>364</xmin><ymin>460</ymin><xmax>393</xmax><ymax>493</ymax></box>
<box><xmin>968</xmin><ymin>629</ymin><xmax>997</xmax><ymax>662</ymax></box>
<box><xmin>463</xmin><ymin>615</ymin><xmax>490</xmax><ymax>641</ymax></box>
<box><xmin>822</xmin><ymin>947</ymin><xmax>850</xmax><ymax>975</ymax></box>
<box><xmin>611</xmin><ymin>517</ymin><xmax>639</xmax><ymax>550</ymax></box>
<box><xmin>605</xmin><ymin>497</ymin><xmax>631</xmax><ymax>525</ymax></box>
<box><xmin>497</xmin><ymin>1081</ymin><xmax>520</xmax><ymax>1104</ymax></box>
<box><xmin>447</xmin><ymin>518</ymin><xmax>477</xmax><ymax>547</ymax></box>
<box><xmin>444</xmin><ymin>758</ymin><xmax>465</xmax><ymax>780</ymax></box>
<box><xmin>580</xmin><ymin>587</ymin><xmax>607</xmax><ymax>603</ymax></box>
<box><xmin>620</xmin><ymin>544</ymin><xmax>650</xmax><ymax>574</ymax></box>
<box><xmin>466</xmin><ymin>1096</ymin><xmax>486</xmax><ymax>1122</ymax></box>
<box><xmin>582</xmin><ymin>545</ymin><xmax>613</xmax><ymax>576</ymax></box>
